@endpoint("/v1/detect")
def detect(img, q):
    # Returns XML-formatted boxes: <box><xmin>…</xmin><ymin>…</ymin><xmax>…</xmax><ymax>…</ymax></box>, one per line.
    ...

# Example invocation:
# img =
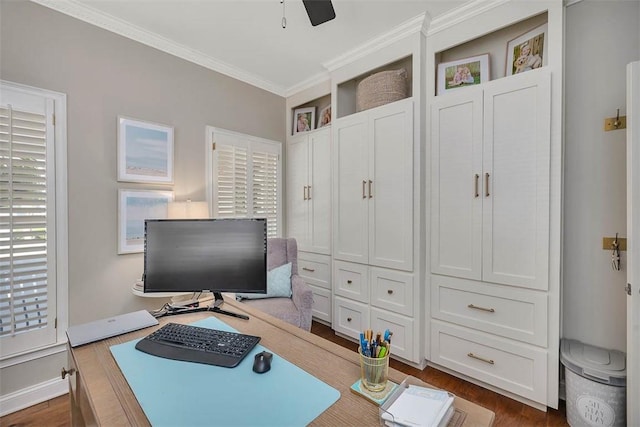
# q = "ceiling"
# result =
<box><xmin>34</xmin><ymin>0</ymin><xmax>465</xmax><ymax>96</ymax></box>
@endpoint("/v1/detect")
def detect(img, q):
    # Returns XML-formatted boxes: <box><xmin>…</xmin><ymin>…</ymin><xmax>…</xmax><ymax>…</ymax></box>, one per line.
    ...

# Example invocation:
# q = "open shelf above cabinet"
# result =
<box><xmin>434</xmin><ymin>12</ymin><xmax>547</xmax><ymax>96</ymax></box>
<box><xmin>336</xmin><ymin>55</ymin><xmax>413</xmax><ymax>119</ymax></box>
<box><xmin>290</xmin><ymin>93</ymin><xmax>331</xmax><ymax>136</ymax></box>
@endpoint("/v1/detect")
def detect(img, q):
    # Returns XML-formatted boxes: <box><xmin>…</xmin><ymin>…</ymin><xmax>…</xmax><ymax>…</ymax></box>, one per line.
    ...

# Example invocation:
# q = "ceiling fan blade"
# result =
<box><xmin>302</xmin><ymin>0</ymin><xmax>336</xmax><ymax>26</ymax></box>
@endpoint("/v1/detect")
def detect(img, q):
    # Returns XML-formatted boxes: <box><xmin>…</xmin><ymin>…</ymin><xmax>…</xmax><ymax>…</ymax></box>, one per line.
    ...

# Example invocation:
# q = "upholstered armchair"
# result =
<box><xmin>239</xmin><ymin>238</ymin><xmax>313</xmax><ymax>331</ymax></box>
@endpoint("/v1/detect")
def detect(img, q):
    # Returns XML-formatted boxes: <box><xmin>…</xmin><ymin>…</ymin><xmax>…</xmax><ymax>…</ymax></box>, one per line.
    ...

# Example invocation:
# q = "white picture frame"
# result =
<box><xmin>292</xmin><ymin>107</ymin><xmax>315</xmax><ymax>135</ymax></box>
<box><xmin>118</xmin><ymin>189</ymin><xmax>173</xmax><ymax>254</ymax></box>
<box><xmin>437</xmin><ymin>54</ymin><xmax>490</xmax><ymax>95</ymax></box>
<box><xmin>318</xmin><ymin>105</ymin><xmax>332</xmax><ymax>128</ymax></box>
<box><xmin>505</xmin><ymin>23</ymin><xmax>548</xmax><ymax>76</ymax></box>
<box><xmin>117</xmin><ymin>116</ymin><xmax>174</xmax><ymax>184</ymax></box>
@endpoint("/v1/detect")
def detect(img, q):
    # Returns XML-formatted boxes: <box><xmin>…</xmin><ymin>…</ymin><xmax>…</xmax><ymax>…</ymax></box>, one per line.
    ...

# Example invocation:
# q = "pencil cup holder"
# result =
<box><xmin>358</xmin><ymin>346</ymin><xmax>390</xmax><ymax>392</ymax></box>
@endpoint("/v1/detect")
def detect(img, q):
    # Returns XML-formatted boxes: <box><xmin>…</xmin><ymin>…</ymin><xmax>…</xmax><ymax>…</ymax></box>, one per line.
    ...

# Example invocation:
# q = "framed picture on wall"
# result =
<box><xmin>292</xmin><ymin>107</ymin><xmax>315</xmax><ymax>135</ymax></box>
<box><xmin>118</xmin><ymin>189</ymin><xmax>173</xmax><ymax>254</ymax></box>
<box><xmin>117</xmin><ymin>116</ymin><xmax>174</xmax><ymax>184</ymax></box>
<box><xmin>506</xmin><ymin>23</ymin><xmax>547</xmax><ymax>76</ymax></box>
<box><xmin>437</xmin><ymin>54</ymin><xmax>490</xmax><ymax>95</ymax></box>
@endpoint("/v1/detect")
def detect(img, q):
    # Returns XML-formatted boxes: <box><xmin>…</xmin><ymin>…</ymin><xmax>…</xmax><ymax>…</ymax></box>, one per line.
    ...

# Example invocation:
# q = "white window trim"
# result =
<box><xmin>205</xmin><ymin>126</ymin><xmax>283</xmax><ymax>236</ymax></box>
<box><xmin>0</xmin><ymin>80</ymin><xmax>68</xmax><ymax>365</ymax></box>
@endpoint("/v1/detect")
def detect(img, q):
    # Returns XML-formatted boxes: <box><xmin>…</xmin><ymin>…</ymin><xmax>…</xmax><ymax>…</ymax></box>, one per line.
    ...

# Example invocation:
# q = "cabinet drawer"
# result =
<box><xmin>298</xmin><ymin>252</ymin><xmax>331</xmax><ymax>289</ymax></box>
<box><xmin>431</xmin><ymin>275</ymin><xmax>547</xmax><ymax>346</ymax></box>
<box><xmin>431</xmin><ymin>321</ymin><xmax>547</xmax><ymax>404</ymax></box>
<box><xmin>334</xmin><ymin>296</ymin><xmax>369</xmax><ymax>340</ymax></box>
<box><xmin>370</xmin><ymin>267</ymin><xmax>414</xmax><ymax>316</ymax></box>
<box><xmin>334</xmin><ymin>260</ymin><xmax>368</xmax><ymax>303</ymax></box>
<box><xmin>310</xmin><ymin>285</ymin><xmax>331</xmax><ymax>323</ymax></box>
<box><xmin>370</xmin><ymin>308</ymin><xmax>415</xmax><ymax>362</ymax></box>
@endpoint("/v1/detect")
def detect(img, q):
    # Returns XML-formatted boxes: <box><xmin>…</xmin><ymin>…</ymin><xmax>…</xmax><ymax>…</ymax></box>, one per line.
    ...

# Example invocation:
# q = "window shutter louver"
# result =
<box><xmin>252</xmin><ymin>150</ymin><xmax>279</xmax><ymax>238</ymax></box>
<box><xmin>210</xmin><ymin>130</ymin><xmax>281</xmax><ymax>238</ymax></box>
<box><xmin>0</xmin><ymin>106</ymin><xmax>50</xmax><ymax>337</ymax></box>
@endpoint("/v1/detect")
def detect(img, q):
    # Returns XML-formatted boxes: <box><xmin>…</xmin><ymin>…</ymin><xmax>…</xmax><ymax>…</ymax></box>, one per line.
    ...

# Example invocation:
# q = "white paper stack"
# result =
<box><xmin>380</xmin><ymin>384</ymin><xmax>455</xmax><ymax>427</ymax></box>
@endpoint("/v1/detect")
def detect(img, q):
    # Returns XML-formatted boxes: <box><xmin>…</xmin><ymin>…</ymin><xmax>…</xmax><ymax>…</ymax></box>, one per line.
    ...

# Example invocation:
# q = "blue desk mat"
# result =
<box><xmin>110</xmin><ymin>317</ymin><xmax>340</xmax><ymax>426</ymax></box>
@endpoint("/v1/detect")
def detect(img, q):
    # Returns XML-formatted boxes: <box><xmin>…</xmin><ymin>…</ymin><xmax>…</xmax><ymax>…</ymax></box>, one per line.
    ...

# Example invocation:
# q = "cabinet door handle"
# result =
<box><xmin>61</xmin><ymin>367</ymin><xmax>76</xmax><ymax>379</ymax></box>
<box><xmin>303</xmin><ymin>186</ymin><xmax>307</xmax><ymax>200</ymax></box>
<box><xmin>307</xmin><ymin>185</ymin><xmax>311</xmax><ymax>200</ymax></box>
<box><xmin>362</xmin><ymin>180</ymin><xmax>367</xmax><ymax>199</ymax></box>
<box><xmin>368</xmin><ymin>180</ymin><xmax>373</xmax><ymax>198</ymax></box>
<box><xmin>485</xmin><ymin>173</ymin><xmax>490</xmax><ymax>197</ymax></box>
<box><xmin>468</xmin><ymin>352</ymin><xmax>495</xmax><ymax>365</ymax></box>
<box><xmin>347</xmin><ymin>280</ymin><xmax>353</xmax><ymax>284</ymax></box>
<box><xmin>468</xmin><ymin>304</ymin><xmax>495</xmax><ymax>313</ymax></box>
<box><xmin>387</xmin><ymin>289</ymin><xmax>394</xmax><ymax>295</ymax></box>
<box><xmin>474</xmin><ymin>174</ymin><xmax>480</xmax><ymax>198</ymax></box>
<box><xmin>347</xmin><ymin>317</ymin><xmax>352</xmax><ymax>322</ymax></box>
<box><xmin>302</xmin><ymin>267</ymin><xmax>315</xmax><ymax>272</ymax></box>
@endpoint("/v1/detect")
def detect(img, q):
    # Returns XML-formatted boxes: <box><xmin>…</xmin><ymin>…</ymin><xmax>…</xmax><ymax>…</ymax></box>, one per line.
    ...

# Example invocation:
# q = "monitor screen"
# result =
<box><xmin>143</xmin><ymin>218</ymin><xmax>267</xmax><ymax>294</ymax></box>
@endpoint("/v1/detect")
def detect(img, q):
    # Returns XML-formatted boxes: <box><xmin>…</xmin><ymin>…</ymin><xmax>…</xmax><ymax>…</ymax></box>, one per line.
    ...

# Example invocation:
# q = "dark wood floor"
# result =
<box><xmin>1</xmin><ymin>321</ymin><xmax>568</xmax><ymax>426</ymax></box>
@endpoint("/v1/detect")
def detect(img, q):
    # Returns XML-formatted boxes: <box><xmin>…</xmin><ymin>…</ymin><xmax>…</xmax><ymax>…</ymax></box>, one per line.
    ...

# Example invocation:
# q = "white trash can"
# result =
<box><xmin>560</xmin><ymin>339</ymin><xmax>626</xmax><ymax>427</ymax></box>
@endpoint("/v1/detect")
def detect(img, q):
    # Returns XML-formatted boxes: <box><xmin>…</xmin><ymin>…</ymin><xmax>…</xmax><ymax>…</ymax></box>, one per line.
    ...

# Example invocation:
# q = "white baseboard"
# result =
<box><xmin>0</xmin><ymin>377</ymin><xmax>68</xmax><ymax>417</ymax></box>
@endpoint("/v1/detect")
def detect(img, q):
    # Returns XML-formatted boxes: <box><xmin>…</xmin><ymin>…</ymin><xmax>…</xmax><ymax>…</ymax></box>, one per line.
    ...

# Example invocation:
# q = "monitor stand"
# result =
<box><xmin>162</xmin><ymin>292</ymin><xmax>249</xmax><ymax>320</ymax></box>
<box><xmin>207</xmin><ymin>292</ymin><xmax>250</xmax><ymax>320</ymax></box>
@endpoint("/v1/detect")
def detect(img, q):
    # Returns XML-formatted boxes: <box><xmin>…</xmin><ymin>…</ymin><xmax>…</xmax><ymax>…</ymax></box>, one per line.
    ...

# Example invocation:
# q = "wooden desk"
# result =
<box><xmin>66</xmin><ymin>297</ymin><xmax>495</xmax><ymax>426</ymax></box>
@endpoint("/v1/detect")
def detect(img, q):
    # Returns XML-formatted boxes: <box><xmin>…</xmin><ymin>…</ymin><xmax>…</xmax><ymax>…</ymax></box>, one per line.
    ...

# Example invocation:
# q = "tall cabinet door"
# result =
<box><xmin>369</xmin><ymin>99</ymin><xmax>414</xmax><ymax>271</ymax></box>
<box><xmin>431</xmin><ymin>89</ymin><xmax>483</xmax><ymax>280</ymax></box>
<box><xmin>309</xmin><ymin>128</ymin><xmax>331</xmax><ymax>254</ymax></box>
<box><xmin>286</xmin><ymin>134</ymin><xmax>309</xmax><ymax>248</ymax></box>
<box><xmin>333</xmin><ymin>115</ymin><xmax>369</xmax><ymax>264</ymax></box>
<box><xmin>482</xmin><ymin>69</ymin><xmax>551</xmax><ymax>290</ymax></box>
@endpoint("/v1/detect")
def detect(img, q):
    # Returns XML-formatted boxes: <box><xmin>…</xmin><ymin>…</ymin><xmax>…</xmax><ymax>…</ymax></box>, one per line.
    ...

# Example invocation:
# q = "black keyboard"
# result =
<box><xmin>135</xmin><ymin>323</ymin><xmax>261</xmax><ymax>368</ymax></box>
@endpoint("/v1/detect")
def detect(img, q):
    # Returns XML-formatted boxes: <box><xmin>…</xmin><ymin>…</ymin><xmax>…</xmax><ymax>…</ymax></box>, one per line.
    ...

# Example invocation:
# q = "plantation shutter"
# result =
<box><xmin>0</xmin><ymin>103</ymin><xmax>56</xmax><ymax>349</ymax></box>
<box><xmin>210</xmin><ymin>129</ymin><xmax>281</xmax><ymax>238</ymax></box>
<box><xmin>215</xmin><ymin>143</ymin><xmax>248</xmax><ymax>217</ymax></box>
<box><xmin>252</xmin><ymin>150</ymin><xmax>279</xmax><ymax>237</ymax></box>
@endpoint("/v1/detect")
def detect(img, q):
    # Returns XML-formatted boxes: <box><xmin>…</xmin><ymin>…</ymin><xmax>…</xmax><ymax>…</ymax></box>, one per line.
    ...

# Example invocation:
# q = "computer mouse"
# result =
<box><xmin>252</xmin><ymin>351</ymin><xmax>273</xmax><ymax>374</ymax></box>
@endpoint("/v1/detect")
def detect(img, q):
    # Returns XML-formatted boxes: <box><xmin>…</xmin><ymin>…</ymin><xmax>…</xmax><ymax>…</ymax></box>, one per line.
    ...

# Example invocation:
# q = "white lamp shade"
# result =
<box><xmin>167</xmin><ymin>201</ymin><xmax>209</xmax><ymax>219</ymax></box>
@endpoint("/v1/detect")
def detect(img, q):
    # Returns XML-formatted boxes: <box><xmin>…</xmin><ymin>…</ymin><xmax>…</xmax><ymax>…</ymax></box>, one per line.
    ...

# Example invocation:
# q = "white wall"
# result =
<box><xmin>563</xmin><ymin>0</ymin><xmax>640</xmax><ymax>352</ymax></box>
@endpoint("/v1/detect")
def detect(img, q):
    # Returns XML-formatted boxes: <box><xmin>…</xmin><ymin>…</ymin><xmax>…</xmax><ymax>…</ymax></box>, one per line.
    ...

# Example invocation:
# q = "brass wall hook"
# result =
<box><xmin>604</xmin><ymin>108</ymin><xmax>627</xmax><ymax>131</ymax></box>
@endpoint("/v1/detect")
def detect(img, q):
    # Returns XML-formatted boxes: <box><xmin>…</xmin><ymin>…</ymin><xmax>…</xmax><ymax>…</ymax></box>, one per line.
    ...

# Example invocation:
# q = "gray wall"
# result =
<box><xmin>563</xmin><ymin>0</ymin><xmax>639</xmax><ymax>352</ymax></box>
<box><xmin>0</xmin><ymin>0</ymin><xmax>284</xmax><ymax>396</ymax></box>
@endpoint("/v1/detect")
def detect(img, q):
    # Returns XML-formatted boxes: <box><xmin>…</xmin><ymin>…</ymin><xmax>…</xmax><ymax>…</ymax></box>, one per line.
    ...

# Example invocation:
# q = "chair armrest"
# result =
<box><xmin>291</xmin><ymin>274</ymin><xmax>313</xmax><ymax>331</ymax></box>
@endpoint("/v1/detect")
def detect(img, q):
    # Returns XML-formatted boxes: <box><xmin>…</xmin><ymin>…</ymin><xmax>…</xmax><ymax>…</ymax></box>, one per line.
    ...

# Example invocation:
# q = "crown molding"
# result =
<box><xmin>30</xmin><ymin>0</ymin><xmax>287</xmax><ymax>96</ymax></box>
<box><xmin>323</xmin><ymin>12</ymin><xmax>429</xmax><ymax>72</ymax></box>
<box><xmin>426</xmin><ymin>0</ymin><xmax>511</xmax><ymax>37</ymax></box>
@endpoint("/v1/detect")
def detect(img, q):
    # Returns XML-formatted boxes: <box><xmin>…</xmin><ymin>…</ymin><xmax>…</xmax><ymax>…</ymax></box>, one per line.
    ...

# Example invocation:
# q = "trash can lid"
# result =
<box><xmin>560</xmin><ymin>339</ymin><xmax>626</xmax><ymax>386</ymax></box>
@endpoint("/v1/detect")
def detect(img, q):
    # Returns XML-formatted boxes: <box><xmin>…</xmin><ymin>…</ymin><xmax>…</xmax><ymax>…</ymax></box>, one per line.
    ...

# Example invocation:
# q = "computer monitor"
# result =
<box><xmin>143</xmin><ymin>218</ymin><xmax>267</xmax><ymax>318</ymax></box>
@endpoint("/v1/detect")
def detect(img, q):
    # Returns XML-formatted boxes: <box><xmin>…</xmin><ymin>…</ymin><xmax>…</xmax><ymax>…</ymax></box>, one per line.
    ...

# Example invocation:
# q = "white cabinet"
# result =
<box><xmin>431</xmin><ymin>69</ymin><xmax>550</xmax><ymax>290</ymax></box>
<box><xmin>298</xmin><ymin>252</ymin><xmax>332</xmax><ymax>323</ymax></box>
<box><xmin>286</xmin><ymin>127</ymin><xmax>331</xmax><ymax>255</ymax></box>
<box><xmin>429</xmin><ymin>69</ymin><xmax>555</xmax><ymax>406</ymax></box>
<box><xmin>333</xmin><ymin>99</ymin><xmax>414</xmax><ymax>272</ymax></box>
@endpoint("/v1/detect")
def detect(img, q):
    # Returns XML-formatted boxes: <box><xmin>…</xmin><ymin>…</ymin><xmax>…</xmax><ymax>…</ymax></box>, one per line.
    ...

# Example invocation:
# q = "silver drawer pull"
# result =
<box><xmin>302</xmin><ymin>267</ymin><xmax>315</xmax><ymax>272</ymax></box>
<box><xmin>468</xmin><ymin>304</ymin><xmax>495</xmax><ymax>313</ymax></box>
<box><xmin>387</xmin><ymin>289</ymin><xmax>394</xmax><ymax>295</ymax></box>
<box><xmin>467</xmin><ymin>352</ymin><xmax>494</xmax><ymax>365</ymax></box>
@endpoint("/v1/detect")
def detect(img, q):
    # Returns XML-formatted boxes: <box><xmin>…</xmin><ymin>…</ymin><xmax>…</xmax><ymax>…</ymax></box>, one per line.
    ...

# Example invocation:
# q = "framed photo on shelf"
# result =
<box><xmin>506</xmin><ymin>23</ymin><xmax>547</xmax><ymax>76</ymax></box>
<box><xmin>437</xmin><ymin>54</ymin><xmax>490</xmax><ymax>95</ymax></box>
<box><xmin>293</xmin><ymin>107</ymin><xmax>315</xmax><ymax>135</ymax></box>
<box><xmin>117</xmin><ymin>116</ymin><xmax>174</xmax><ymax>184</ymax></box>
<box><xmin>318</xmin><ymin>105</ymin><xmax>332</xmax><ymax>128</ymax></box>
<box><xmin>118</xmin><ymin>189</ymin><xmax>173</xmax><ymax>254</ymax></box>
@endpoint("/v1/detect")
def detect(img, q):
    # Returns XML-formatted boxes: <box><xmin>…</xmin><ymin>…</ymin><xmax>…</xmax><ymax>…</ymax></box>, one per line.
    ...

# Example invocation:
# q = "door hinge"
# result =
<box><xmin>212</xmin><ymin>142</ymin><xmax>216</xmax><ymax>151</ymax></box>
<box><xmin>625</xmin><ymin>283</ymin><xmax>632</xmax><ymax>296</ymax></box>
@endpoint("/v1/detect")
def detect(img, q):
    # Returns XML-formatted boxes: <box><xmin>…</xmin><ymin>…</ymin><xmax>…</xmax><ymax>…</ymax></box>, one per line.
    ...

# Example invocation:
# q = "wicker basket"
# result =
<box><xmin>356</xmin><ymin>69</ymin><xmax>408</xmax><ymax>112</ymax></box>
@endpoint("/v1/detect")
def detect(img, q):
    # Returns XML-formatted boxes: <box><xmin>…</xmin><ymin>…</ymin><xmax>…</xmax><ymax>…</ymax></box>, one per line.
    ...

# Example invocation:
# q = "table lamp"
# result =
<box><xmin>167</xmin><ymin>200</ymin><xmax>209</xmax><ymax>219</ymax></box>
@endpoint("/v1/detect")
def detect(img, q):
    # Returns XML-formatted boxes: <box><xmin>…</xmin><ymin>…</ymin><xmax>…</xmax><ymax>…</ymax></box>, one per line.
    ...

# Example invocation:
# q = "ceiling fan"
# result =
<box><xmin>302</xmin><ymin>0</ymin><xmax>336</xmax><ymax>26</ymax></box>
